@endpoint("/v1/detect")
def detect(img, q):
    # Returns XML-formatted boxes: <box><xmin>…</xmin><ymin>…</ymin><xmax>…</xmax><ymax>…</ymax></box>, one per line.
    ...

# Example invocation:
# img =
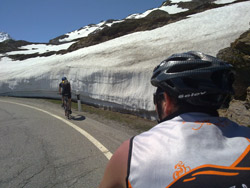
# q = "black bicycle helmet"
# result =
<box><xmin>62</xmin><ymin>77</ymin><xmax>67</xmax><ymax>81</ymax></box>
<box><xmin>151</xmin><ymin>51</ymin><xmax>234</xmax><ymax>107</ymax></box>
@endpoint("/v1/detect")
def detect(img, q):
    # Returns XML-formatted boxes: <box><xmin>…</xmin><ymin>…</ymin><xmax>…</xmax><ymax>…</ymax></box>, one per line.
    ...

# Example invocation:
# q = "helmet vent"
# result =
<box><xmin>167</xmin><ymin>62</ymin><xmax>211</xmax><ymax>73</ymax></box>
<box><xmin>165</xmin><ymin>80</ymin><xmax>174</xmax><ymax>88</ymax></box>
<box><xmin>168</xmin><ymin>57</ymin><xmax>189</xmax><ymax>61</ymax></box>
<box><xmin>183</xmin><ymin>77</ymin><xmax>200</xmax><ymax>89</ymax></box>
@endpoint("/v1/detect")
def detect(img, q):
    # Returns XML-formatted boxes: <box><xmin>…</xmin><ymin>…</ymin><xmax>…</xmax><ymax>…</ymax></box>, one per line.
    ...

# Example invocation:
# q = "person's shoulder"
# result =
<box><xmin>112</xmin><ymin>139</ymin><xmax>130</xmax><ymax>161</ymax></box>
<box><xmin>98</xmin><ymin>139</ymin><xmax>130</xmax><ymax>188</ymax></box>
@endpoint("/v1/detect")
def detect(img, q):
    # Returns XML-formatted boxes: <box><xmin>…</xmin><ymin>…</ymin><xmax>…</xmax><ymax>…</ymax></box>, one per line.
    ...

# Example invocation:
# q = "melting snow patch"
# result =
<box><xmin>214</xmin><ymin>0</ymin><xmax>237</xmax><ymax>4</ymax></box>
<box><xmin>126</xmin><ymin>4</ymin><xmax>189</xmax><ymax>19</ymax></box>
<box><xmin>6</xmin><ymin>42</ymin><xmax>75</xmax><ymax>55</ymax></box>
<box><xmin>159</xmin><ymin>5</ymin><xmax>189</xmax><ymax>14</ymax></box>
<box><xmin>59</xmin><ymin>20</ymin><xmax>124</xmax><ymax>42</ymax></box>
<box><xmin>170</xmin><ymin>0</ymin><xmax>192</xmax><ymax>3</ymax></box>
<box><xmin>59</xmin><ymin>26</ymin><xmax>101</xmax><ymax>42</ymax></box>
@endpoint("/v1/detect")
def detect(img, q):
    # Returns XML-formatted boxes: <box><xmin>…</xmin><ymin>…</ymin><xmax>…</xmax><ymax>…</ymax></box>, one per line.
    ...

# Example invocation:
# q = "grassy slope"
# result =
<box><xmin>47</xmin><ymin>99</ymin><xmax>156</xmax><ymax>133</ymax></box>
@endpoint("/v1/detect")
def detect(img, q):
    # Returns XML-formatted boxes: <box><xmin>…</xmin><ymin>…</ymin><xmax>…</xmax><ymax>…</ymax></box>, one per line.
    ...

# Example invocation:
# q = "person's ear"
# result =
<box><xmin>162</xmin><ymin>92</ymin><xmax>173</xmax><ymax>116</ymax></box>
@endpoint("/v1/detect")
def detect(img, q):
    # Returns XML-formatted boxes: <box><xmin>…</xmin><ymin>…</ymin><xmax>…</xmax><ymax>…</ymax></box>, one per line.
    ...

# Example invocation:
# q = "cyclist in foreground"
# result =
<box><xmin>98</xmin><ymin>51</ymin><xmax>250</xmax><ymax>188</ymax></box>
<box><xmin>59</xmin><ymin>77</ymin><xmax>72</xmax><ymax>115</ymax></box>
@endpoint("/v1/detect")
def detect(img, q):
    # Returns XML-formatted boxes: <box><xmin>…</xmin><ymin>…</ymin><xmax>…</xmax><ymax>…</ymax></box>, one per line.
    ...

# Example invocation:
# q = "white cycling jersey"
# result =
<box><xmin>127</xmin><ymin>112</ymin><xmax>250</xmax><ymax>188</ymax></box>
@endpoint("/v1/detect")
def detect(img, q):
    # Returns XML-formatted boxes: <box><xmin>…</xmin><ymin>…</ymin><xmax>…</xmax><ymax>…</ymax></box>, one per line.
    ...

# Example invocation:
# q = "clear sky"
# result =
<box><xmin>0</xmin><ymin>0</ymin><xmax>164</xmax><ymax>43</ymax></box>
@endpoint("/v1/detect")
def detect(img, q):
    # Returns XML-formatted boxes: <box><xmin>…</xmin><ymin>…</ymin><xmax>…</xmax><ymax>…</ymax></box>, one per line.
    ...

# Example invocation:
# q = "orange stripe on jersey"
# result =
<box><xmin>183</xmin><ymin>177</ymin><xmax>196</xmax><ymax>182</ymax></box>
<box><xmin>166</xmin><ymin>166</ymin><xmax>250</xmax><ymax>188</ymax></box>
<box><xmin>231</xmin><ymin>144</ymin><xmax>250</xmax><ymax>167</ymax></box>
<box><xmin>192</xmin><ymin>170</ymin><xmax>239</xmax><ymax>176</ymax></box>
<box><xmin>127</xmin><ymin>180</ymin><xmax>133</xmax><ymax>188</ymax></box>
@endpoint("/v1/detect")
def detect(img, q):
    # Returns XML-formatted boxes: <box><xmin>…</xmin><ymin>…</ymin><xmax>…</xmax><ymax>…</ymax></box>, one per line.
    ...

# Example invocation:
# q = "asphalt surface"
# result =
<box><xmin>0</xmin><ymin>97</ymin><xmax>137</xmax><ymax>188</ymax></box>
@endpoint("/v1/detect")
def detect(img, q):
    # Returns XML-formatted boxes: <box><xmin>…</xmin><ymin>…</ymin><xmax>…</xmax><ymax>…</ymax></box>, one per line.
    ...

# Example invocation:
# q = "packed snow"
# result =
<box><xmin>0</xmin><ymin>1</ymin><xmax>250</xmax><ymax>119</ymax></box>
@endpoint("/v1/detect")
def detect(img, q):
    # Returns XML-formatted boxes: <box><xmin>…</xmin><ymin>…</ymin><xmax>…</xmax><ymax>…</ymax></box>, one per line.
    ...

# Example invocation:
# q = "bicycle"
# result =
<box><xmin>63</xmin><ymin>96</ymin><xmax>71</xmax><ymax>120</ymax></box>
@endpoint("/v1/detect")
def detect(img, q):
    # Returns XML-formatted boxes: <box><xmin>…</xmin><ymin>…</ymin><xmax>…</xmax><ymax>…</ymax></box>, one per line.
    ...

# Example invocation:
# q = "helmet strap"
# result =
<box><xmin>156</xmin><ymin>100</ymin><xmax>164</xmax><ymax>122</ymax></box>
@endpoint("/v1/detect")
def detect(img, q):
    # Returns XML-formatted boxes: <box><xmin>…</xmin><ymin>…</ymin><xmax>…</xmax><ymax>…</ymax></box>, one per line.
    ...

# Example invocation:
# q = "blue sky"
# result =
<box><xmin>0</xmin><ymin>0</ymin><xmax>164</xmax><ymax>43</ymax></box>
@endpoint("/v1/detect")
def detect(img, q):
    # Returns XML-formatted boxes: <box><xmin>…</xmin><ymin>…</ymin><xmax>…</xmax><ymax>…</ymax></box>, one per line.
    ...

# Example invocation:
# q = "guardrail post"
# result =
<box><xmin>76</xmin><ymin>90</ymin><xmax>82</xmax><ymax>112</ymax></box>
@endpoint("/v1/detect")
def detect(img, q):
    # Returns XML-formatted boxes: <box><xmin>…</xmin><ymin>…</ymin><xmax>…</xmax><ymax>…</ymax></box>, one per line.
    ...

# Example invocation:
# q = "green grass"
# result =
<box><xmin>47</xmin><ymin>99</ymin><xmax>156</xmax><ymax>132</ymax></box>
<box><xmin>47</xmin><ymin>99</ymin><xmax>250</xmax><ymax>129</ymax></box>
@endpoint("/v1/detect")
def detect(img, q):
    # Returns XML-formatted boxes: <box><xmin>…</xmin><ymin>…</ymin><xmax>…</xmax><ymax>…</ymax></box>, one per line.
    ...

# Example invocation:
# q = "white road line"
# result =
<box><xmin>0</xmin><ymin>99</ymin><xmax>113</xmax><ymax>160</ymax></box>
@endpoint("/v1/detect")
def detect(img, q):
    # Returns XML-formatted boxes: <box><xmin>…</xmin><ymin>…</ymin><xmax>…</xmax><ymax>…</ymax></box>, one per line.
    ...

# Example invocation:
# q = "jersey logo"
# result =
<box><xmin>182</xmin><ymin>118</ymin><xmax>230</xmax><ymax>131</ymax></box>
<box><xmin>178</xmin><ymin>91</ymin><xmax>206</xmax><ymax>99</ymax></box>
<box><xmin>173</xmin><ymin>161</ymin><xmax>191</xmax><ymax>180</ymax></box>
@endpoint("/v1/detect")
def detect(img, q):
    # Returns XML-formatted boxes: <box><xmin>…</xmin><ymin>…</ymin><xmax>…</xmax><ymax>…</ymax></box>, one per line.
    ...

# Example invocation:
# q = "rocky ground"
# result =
<box><xmin>217</xmin><ymin>29</ymin><xmax>250</xmax><ymax>127</ymax></box>
<box><xmin>219</xmin><ymin>87</ymin><xmax>250</xmax><ymax>126</ymax></box>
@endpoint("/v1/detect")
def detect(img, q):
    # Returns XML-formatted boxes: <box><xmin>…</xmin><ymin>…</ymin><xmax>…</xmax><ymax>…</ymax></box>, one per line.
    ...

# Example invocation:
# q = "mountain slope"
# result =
<box><xmin>2</xmin><ymin>0</ymin><xmax>242</xmax><ymax>60</ymax></box>
<box><xmin>0</xmin><ymin>32</ymin><xmax>12</xmax><ymax>42</ymax></box>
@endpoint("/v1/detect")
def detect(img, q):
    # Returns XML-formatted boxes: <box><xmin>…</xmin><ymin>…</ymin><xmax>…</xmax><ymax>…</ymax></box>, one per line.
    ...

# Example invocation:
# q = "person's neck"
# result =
<box><xmin>158</xmin><ymin>106</ymin><xmax>218</xmax><ymax>123</ymax></box>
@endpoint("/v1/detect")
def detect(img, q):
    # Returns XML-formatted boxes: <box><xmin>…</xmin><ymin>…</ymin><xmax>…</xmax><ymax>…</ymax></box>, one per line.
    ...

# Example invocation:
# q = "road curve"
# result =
<box><xmin>0</xmin><ymin>97</ymin><xmax>136</xmax><ymax>188</ymax></box>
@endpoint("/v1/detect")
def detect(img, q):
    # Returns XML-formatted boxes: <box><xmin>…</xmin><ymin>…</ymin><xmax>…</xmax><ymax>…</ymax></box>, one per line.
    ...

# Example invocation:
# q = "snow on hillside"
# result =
<box><xmin>126</xmin><ymin>5</ymin><xmax>189</xmax><ymax>19</ymax></box>
<box><xmin>170</xmin><ymin>0</ymin><xmax>236</xmax><ymax>3</ymax></box>
<box><xmin>0</xmin><ymin>1</ymin><xmax>250</xmax><ymax>118</ymax></box>
<box><xmin>59</xmin><ymin>1</ymin><xmax>192</xmax><ymax>43</ymax></box>
<box><xmin>58</xmin><ymin>21</ymin><xmax>123</xmax><ymax>43</ymax></box>
<box><xmin>170</xmin><ymin>0</ymin><xmax>192</xmax><ymax>2</ymax></box>
<box><xmin>214</xmin><ymin>0</ymin><xmax>237</xmax><ymax>4</ymax></box>
<box><xmin>59</xmin><ymin>20</ymin><xmax>125</xmax><ymax>43</ymax></box>
<box><xmin>56</xmin><ymin>0</ymin><xmax>239</xmax><ymax>44</ymax></box>
<box><xmin>6</xmin><ymin>42</ymin><xmax>75</xmax><ymax>55</ymax></box>
<box><xmin>0</xmin><ymin>32</ymin><xmax>12</xmax><ymax>42</ymax></box>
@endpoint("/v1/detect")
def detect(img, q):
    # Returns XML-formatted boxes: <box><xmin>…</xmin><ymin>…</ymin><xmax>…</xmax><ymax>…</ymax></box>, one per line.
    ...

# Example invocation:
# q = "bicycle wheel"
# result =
<box><xmin>67</xmin><ymin>110</ymin><xmax>71</xmax><ymax>120</ymax></box>
<box><xmin>64</xmin><ymin>98</ymin><xmax>68</xmax><ymax>117</ymax></box>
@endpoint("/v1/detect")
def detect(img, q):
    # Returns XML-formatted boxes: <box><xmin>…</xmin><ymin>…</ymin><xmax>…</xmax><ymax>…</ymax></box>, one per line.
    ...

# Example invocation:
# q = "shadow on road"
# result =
<box><xmin>71</xmin><ymin>114</ymin><xmax>86</xmax><ymax>121</ymax></box>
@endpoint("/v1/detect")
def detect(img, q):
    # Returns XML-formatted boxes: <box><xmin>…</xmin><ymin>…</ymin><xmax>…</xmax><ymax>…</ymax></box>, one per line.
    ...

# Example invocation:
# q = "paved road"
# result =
<box><xmin>0</xmin><ymin>97</ymin><xmax>137</xmax><ymax>188</ymax></box>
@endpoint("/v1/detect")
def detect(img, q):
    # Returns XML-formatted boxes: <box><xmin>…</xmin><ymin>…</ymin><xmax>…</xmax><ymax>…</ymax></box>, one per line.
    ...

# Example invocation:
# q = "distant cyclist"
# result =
<box><xmin>59</xmin><ymin>77</ymin><xmax>66</xmax><ymax>107</ymax></box>
<box><xmin>59</xmin><ymin>77</ymin><xmax>72</xmax><ymax>114</ymax></box>
<box><xmin>98</xmin><ymin>51</ymin><xmax>250</xmax><ymax>188</ymax></box>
